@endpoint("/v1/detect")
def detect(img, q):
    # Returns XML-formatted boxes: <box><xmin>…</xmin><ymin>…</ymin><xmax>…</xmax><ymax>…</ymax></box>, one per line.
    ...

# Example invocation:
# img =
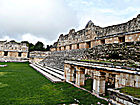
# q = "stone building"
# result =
<box><xmin>64</xmin><ymin>60</ymin><xmax>140</xmax><ymax>95</ymax></box>
<box><xmin>29</xmin><ymin>51</ymin><xmax>51</xmax><ymax>63</ymax></box>
<box><xmin>31</xmin><ymin>14</ymin><xmax>140</xmax><ymax>104</ymax></box>
<box><xmin>0</xmin><ymin>41</ymin><xmax>28</xmax><ymax>62</ymax></box>
<box><xmin>51</xmin><ymin>14</ymin><xmax>140</xmax><ymax>51</ymax></box>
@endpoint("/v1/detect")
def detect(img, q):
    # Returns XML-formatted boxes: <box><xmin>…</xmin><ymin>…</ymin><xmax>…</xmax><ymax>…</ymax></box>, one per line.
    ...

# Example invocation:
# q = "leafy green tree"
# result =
<box><xmin>46</xmin><ymin>45</ymin><xmax>52</xmax><ymax>51</ymax></box>
<box><xmin>34</xmin><ymin>41</ymin><xmax>45</xmax><ymax>51</ymax></box>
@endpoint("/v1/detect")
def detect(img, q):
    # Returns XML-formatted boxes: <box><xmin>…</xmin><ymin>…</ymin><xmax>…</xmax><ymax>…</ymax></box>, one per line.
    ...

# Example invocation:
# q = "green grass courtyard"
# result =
<box><xmin>0</xmin><ymin>62</ymin><xmax>107</xmax><ymax>105</ymax></box>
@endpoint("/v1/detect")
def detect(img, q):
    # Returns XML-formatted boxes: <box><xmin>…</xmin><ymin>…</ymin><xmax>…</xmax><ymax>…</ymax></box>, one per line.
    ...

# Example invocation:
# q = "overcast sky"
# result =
<box><xmin>0</xmin><ymin>0</ymin><xmax>140</xmax><ymax>46</ymax></box>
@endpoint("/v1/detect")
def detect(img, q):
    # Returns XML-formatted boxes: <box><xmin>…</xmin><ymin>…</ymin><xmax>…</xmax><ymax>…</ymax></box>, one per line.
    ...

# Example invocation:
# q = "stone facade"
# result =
<box><xmin>108</xmin><ymin>88</ymin><xmax>140</xmax><ymax>105</ymax></box>
<box><xmin>0</xmin><ymin>41</ymin><xmax>28</xmax><ymax>62</ymax></box>
<box><xmin>86</xmin><ymin>41</ymin><xmax>140</xmax><ymax>63</ymax></box>
<box><xmin>41</xmin><ymin>48</ymin><xmax>87</xmax><ymax>70</ymax></box>
<box><xmin>51</xmin><ymin>14</ymin><xmax>140</xmax><ymax>51</ymax></box>
<box><xmin>42</xmin><ymin>41</ymin><xmax>140</xmax><ymax>71</ymax></box>
<box><xmin>64</xmin><ymin>60</ymin><xmax>140</xmax><ymax>96</ymax></box>
<box><xmin>29</xmin><ymin>51</ymin><xmax>51</xmax><ymax>63</ymax></box>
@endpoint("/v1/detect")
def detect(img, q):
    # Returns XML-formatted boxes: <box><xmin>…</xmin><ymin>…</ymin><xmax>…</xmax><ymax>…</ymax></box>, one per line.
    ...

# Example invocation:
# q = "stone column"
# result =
<box><xmin>75</xmin><ymin>66</ymin><xmax>85</xmax><ymax>86</ymax></box>
<box><xmin>115</xmin><ymin>75</ymin><xmax>120</xmax><ymax>88</ymax></box>
<box><xmin>69</xmin><ymin>66</ymin><xmax>75</xmax><ymax>82</ymax></box>
<box><xmin>64</xmin><ymin>64</ymin><xmax>74</xmax><ymax>82</ymax></box>
<box><xmin>93</xmin><ymin>71</ymin><xmax>106</xmax><ymax>95</ymax></box>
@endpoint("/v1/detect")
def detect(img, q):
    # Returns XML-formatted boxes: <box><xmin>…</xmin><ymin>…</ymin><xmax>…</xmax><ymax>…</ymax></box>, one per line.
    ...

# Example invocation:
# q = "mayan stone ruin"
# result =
<box><xmin>0</xmin><ymin>41</ymin><xmax>28</xmax><ymax>62</ymax></box>
<box><xmin>1</xmin><ymin>14</ymin><xmax>140</xmax><ymax>105</ymax></box>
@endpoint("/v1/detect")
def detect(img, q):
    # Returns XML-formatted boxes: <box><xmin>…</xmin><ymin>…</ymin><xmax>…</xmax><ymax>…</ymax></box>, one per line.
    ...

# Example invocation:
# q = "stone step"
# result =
<box><xmin>33</xmin><ymin>63</ymin><xmax>64</xmax><ymax>80</ymax></box>
<box><xmin>30</xmin><ymin>64</ymin><xmax>62</xmax><ymax>83</ymax></box>
<box><xmin>37</xmin><ymin>63</ymin><xmax>64</xmax><ymax>75</ymax></box>
<box><xmin>47</xmin><ymin>66</ymin><xmax>64</xmax><ymax>72</ymax></box>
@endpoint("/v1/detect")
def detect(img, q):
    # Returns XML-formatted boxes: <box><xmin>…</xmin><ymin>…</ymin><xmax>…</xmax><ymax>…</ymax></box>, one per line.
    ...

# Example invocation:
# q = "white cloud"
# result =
<box><xmin>0</xmin><ymin>0</ymin><xmax>78</xmax><ymax>43</ymax></box>
<box><xmin>0</xmin><ymin>0</ymin><xmax>140</xmax><ymax>45</ymax></box>
<box><xmin>21</xmin><ymin>33</ymin><xmax>48</xmax><ymax>45</ymax></box>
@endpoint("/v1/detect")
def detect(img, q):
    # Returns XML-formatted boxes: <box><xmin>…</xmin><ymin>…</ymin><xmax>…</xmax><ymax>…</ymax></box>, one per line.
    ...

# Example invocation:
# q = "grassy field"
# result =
<box><xmin>0</xmin><ymin>62</ymin><xmax>107</xmax><ymax>105</ymax></box>
<box><xmin>82</xmin><ymin>79</ymin><xmax>93</xmax><ymax>92</ymax></box>
<box><xmin>120</xmin><ymin>87</ymin><xmax>140</xmax><ymax>98</ymax></box>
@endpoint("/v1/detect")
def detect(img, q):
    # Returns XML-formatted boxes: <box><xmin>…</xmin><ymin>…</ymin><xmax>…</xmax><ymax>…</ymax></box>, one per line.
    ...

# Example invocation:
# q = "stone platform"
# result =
<box><xmin>30</xmin><ymin>63</ymin><xmax>64</xmax><ymax>83</ymax></box>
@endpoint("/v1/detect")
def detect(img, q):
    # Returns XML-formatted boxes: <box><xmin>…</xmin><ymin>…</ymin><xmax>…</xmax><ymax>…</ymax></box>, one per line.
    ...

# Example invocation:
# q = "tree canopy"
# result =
<box><xmin>21</xmin><ymin>41</ymin><xmax>52</xmax><ymax>51</ymax></box>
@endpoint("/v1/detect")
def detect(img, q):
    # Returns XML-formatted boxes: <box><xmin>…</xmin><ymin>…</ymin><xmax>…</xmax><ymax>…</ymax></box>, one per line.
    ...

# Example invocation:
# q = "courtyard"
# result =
<box><xmin>0</xmin><ymin>62</ymin><xmax>107</xmax><ymax>105</ymax></box>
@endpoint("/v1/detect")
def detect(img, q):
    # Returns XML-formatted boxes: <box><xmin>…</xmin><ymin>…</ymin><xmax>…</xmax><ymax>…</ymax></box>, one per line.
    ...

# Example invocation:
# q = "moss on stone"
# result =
<box><xmin>120</xmin><ymin>87</ymin><xmax>140</xmax><ymax>98</ymax></box>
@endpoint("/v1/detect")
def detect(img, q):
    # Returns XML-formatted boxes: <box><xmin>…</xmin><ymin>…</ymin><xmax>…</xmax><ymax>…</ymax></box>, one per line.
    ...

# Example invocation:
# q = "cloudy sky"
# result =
<box><xmin>0</xmin><ymin>0</ymin><xmax>140</xmax><ymax>46</ymax></box>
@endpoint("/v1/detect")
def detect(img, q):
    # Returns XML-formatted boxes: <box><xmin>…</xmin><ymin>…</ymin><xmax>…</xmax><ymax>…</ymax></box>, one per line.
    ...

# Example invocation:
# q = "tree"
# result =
<box><xmin>34</xmin><ymin>41</ymin><xmax>45</xmax><ymax>51</ymax></box>
<box><xmin>10</xmin><ymin>40</ymin><xmax>16</xmax><ymax>43</ymax></box>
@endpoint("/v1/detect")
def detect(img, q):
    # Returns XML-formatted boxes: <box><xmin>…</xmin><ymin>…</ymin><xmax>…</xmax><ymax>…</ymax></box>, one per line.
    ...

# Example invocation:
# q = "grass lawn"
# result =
<box><xmin>82</xmin><ymin>79</ymin><xmax>93</xmax><ymax>92</ymax></box>
<box><xmin>120</xmin><ymin>87</ymin><xmax>140</xmax><ymax>98</ymax></box>
<box><xmin>0</xmin><ymin>62</ymin><xmax>107</xmax><ymax>105</ymax></box>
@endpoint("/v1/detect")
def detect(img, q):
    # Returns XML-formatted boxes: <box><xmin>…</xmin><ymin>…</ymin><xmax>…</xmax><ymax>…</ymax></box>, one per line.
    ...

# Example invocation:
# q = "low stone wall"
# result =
<box><xmin>108</xmin><ymin>88</ymin><xmax>140</xmax><ymax>105</ymax></box>
<box><xmin>0</xmin><ymin>57</ymin><xmax>29</xmax><ymax>62</ymax></box>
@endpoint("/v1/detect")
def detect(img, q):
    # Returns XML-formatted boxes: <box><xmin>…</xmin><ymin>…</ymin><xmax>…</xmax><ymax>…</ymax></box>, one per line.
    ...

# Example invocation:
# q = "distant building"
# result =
<box><xmin>0</xmin><ymin>41</ymin><xmax>28</xmax><ymax>62</ymax></box>
<box><xmin>29</xmin><ymin>51</ymin><xmax>51</xmax><ymax>63</ymax></box>
<box><xmin>51</xmin><ymin>14</ymin><xmax>140</xmax><ymax>51</ymax></box>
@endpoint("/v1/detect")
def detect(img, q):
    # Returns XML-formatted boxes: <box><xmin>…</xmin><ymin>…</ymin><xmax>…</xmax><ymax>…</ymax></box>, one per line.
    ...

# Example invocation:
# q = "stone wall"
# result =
<box><xmin>42</xmin><ymin>41</ymin><xmax>140</xmax><ymax>70</ymax></box>
<box><xmin>0</xmin><ymin>41</ymin><xmax>28</xmax><ymax>61</ymax></box>
<box><xmin>108</xmin><ymin>88</ymin><xmax>140</xmax><ymax>105</ymax></box>
<box><xmin>85</xmin><ymin>41</ymin><xmax>140</xmax><ymax>67</ymax></box>
<box><xmin>41</xmin><ymin>49</ymin><xmax>87</xmax><ymax>69</ymax></box>
<box><xmin>64</xmin><ymin>60</ymin><xmax>140</xmax><ymax>95</ymax></box>
<box><xmin>55</xmin><ymin>14</ymin><xmax>140</xmax><ymax>49</ymax></box>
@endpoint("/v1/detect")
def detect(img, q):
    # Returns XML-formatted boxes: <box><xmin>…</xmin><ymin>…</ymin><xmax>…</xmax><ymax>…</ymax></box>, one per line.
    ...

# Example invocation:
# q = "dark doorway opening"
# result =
<box><xmin>64</xmin><ymin>46</ymin><xmax>66</xmax><ymax>50</ymax></box>
<box><xmin>101</xmin><ymin>39</ymin><xmax>105</xmax><ymax>44</ymax></box>
<box><xmin>105</xmin><ymin>74</ymin><xmax>116</xmax><ymax>95</ymax></box>
<box><xmin>70</xmin><ymin>45</ymin><xmax>72</xmax><ymax>50</ymax></box>
<box><xmin>4</xmin><ymin>51</ymin><xmax>8</xmax><ymax>56</ymax></box>
<box><xmin>18</xmin><ymin>52</ymin><xmax>22</xmax><ymax>57</ymax></box>
<box><xmin>77</xmin><ymin>43</ymin><xmax>79</xmax><ymax>49</ymax></box>
<box><xmin>119</xmin><ymin>36</ymin><xmax>125</xmax><ymax>43</ymax></box>
<box><xmin>59</xmin><ymin>47</ymin><xmax>61</xmax><ymax>51</ymax></box>
<box><xmin>73</xmin><ymin>68</ymin><xmax>77</xmax><ymax>84</ymax></box>
<box><xmin>86</xmin><ymin>41</ymin><xmax>91</xmax><ymax>48</ymax></box>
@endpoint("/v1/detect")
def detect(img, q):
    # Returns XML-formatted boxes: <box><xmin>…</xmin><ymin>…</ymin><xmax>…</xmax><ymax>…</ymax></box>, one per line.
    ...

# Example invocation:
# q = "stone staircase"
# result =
<box><xmin>30</xmin><ymin>63</ymin><xmax>64</xmax><ymax>83</ymax></box>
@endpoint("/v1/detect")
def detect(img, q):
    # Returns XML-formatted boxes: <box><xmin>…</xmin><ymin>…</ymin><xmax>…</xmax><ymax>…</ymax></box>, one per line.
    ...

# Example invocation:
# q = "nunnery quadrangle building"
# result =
<box><xmin>1</xmin><ymin>14</ymin><xmax>140</xmax><ymax>105</ymax></box>
<box><xmin>51</xmin><ymin>14</ymin><xmax>140</xmax><ymax>51</ymax></box>
<box><xmin>0</xmin><ymin>41</ymin><xmax>28</xmax><ymax>62</ymax></box>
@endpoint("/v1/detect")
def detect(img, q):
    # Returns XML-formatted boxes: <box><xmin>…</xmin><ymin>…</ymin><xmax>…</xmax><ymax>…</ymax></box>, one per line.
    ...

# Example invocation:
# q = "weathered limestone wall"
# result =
<box><xmin>64</xmin><ymin>60</ymin><xmax>140</xmax><ymax>96</ymax></box>
<box><xmin>86</xmin><ymin>41</ymin><xmax>140</xmax><ymax>63</ymax></box>
<box><xmin>41</xmin><ymin>49</ymin><xmax>87</xmax><ymax>69</ymax></box>
<box><xmin>108</xmin><ymin>89</ymin><xmax>140</xmax><ymax>105</ymax></box>
<box><xmin>0</xmin><ymin>41</ymin><xmax>28</xmax><ymax>62</ymax></box>
<box><xmin>115</xmin><ymin>73</ymin><xmax>140</xmax><ymax>88</ymax></box>
<box><xmin>105</xmin><ymin>37</ymin><xmax>119</xmax><ymax>44</ymax></box>
<box><xmin>53</xmin><ymin>14</ymin><xmax>140</xmax><ymax>50</ymax></box>
<box><xmin>29</xmin><ymin>51</ymin><xmax>50</xmax><ymax>63</ymax></box>
<box><xmin>42</xmin><ymin>41</ymin><xmax>140</xmax><ymax>70</ymax></box>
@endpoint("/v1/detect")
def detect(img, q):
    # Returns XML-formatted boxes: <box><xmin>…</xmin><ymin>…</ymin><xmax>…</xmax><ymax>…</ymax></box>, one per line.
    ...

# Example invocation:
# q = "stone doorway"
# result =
<box><xmin>105</xmin><ymin>74</ymin><xmax>116</xmax><ymax>95</ymax></box>
<box><xmin>119</xmin><ymin>36</ymin><xmax>125</xmax><ymax>43</ymax></box>
<box><xmin>73</xmin><ymin>68</ymin><xmax>76</xmax><ymax>83</ymax></box>
<box><xmin>86</xmin><ymin>41</ymin><xmax>91</xmax><ymax>48</ymax></box>
<box><xmin>4</xmin><ymin>51</ymin><xmax>8</xmax><ymax>56</ymax></box>
<box><xmin>101</xmin><ymin>39</ymin><xmax>105</xmax><ymax>44</ymax></box>
<box><xmin>77</xmin><ymin>43</ymin><xmax>79</xmax><ymax>49</ymax></box>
